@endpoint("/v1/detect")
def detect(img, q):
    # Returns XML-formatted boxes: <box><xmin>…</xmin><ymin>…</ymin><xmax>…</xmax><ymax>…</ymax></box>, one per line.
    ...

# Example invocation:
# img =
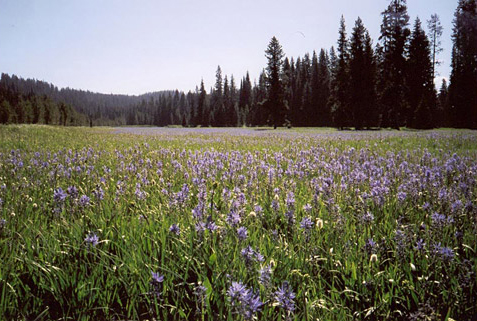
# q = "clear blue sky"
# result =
<box><xmin>0</xmin><ymin>0</ymin><xmax>456</xmax><ymax>95</ymax></box>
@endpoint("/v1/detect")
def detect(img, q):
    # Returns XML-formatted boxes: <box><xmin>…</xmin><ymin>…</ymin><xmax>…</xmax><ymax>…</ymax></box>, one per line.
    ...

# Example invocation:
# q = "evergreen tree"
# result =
<box><xmin>448</xmin><ymin>0</ymin><xmax>477</xmax><ymax>129</ymax></box>
<box><xmin>407</xmin><ymin>17</ymin><xmax>435</xmax><ymax>128</ymax></box>
<box><xmin>317</xmin><ymin>49</ymin><xmax>331</xmax><ymax>126</ymax></box>
<box><xmin>223</xmin><ymin>75</ymin><xmax>232</xmax><ymax>126</ymax></box>
<box><xmin>310</xmin><ymin>51</ymin><xmax>320</xmax><ymax>126</ymax></box>
<box><xmin>229</xmin><ymin>75</ymin><xmax>238</xmax><ymax>126</ymax></box>
<box><xmin>427</xmin><ymin>14</ymin><xmax>444</xmax><ymax>83</ymax></box>
<box><xmin>211</xmin><ymin>65</ymin><xmax>224</xmax><ymax>126</ymax></box>
<box><xmin>378</xmin><ymin>0</ymin><xmax>410</xmax><ymax>129</ymax></box>
<box><xmin>349</xmin><ymin>17</ymin><xmax>377</xmax><ymax>129</ymax></box>
<box><xmin>196</xmin><ymin>79</ymin><xmax>207</xmax><ymax>126</ymax></box>
<box><xmin>252</xmin><ymin>71</ymin><xmax>268</xmax><ymax>126</ymax></box>
<box><xmin>437</xmin><ymin>79</ymin><xmax>448</xmax><ymax>126</ymax></box>
<box><xmin>282</xmin><ymin>57</ymin><xmax>294</xmax><ymax>125</ymax></box>
<box><xmin>331</xmin><ymin>15</ymin><xmax>350</xmax><ymax>129</ymax></box>
<box><xmin>264</xmin><ymin>36</ymin><xmax>287</xmax><ymax>128</ymax></box>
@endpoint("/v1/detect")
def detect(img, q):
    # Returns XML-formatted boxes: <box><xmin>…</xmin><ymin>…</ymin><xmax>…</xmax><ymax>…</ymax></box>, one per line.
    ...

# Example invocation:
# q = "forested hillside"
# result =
<box><xmin>1</xmin><ymin>0</ymin><xmax>475</xmax><ymax>129</ymax></box>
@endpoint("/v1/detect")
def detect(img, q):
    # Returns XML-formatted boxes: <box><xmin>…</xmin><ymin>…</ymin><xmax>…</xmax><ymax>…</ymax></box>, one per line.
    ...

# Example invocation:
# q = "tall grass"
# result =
<box><xmin>0</xmin><ymin>125</ymin><xmax>475</xmax><ymax>320</ymax></box>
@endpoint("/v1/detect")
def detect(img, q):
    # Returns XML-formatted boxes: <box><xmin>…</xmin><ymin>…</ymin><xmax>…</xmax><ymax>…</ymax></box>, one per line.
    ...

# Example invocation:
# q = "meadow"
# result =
<box><xmin>0</xmin><ymin>125</ymin><xmax>476</xmax><ymax>320</ymax></box>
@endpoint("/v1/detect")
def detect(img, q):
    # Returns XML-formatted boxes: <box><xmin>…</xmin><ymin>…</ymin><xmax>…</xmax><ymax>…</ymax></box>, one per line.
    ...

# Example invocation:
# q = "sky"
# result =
<box><xmin>0</xmin><ymin>0</ymin><xmax>456</xmax><ymax>95</ymax></box>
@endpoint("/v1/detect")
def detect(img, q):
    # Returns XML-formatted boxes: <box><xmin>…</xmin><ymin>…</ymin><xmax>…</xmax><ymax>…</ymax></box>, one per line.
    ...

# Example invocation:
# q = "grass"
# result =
<box><xmin>0</xmin><ymin>124</ymin><xmax>476</xmax><ymax>320</ymax></box>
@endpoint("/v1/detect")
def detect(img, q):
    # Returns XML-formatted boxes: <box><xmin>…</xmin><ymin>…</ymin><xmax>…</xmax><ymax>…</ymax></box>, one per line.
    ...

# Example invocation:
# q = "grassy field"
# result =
<box><xmin>0</xmin><ymin>125</ymin><xmax>476</xmax><ymax>320</ymax></box>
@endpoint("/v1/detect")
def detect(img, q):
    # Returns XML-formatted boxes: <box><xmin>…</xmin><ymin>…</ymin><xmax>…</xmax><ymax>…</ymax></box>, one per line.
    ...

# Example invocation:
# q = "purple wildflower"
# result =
<box><xmin>241</xmin><ymin>246</ymin><xmax>264</xmax><ymax>266</ymax></box>
<box><xmin>365</xmin><ymin>238</ymin><xmax>377</xmax><ymax>254</ymax></box>
<box><xmin>66</xmin><ymin>186</ymin><xmax>78</xmax><ymax>198</ymax></box>
<box><xmin>434</xmin><ymin>243</ymin><xmax>455</xmax><ymax>261</ymax></box>
<box><xmin>150</xmin><ymin>271</ymin><xmax>164</xmax><ymax>298</ymax></box>
<box><xmin>300</xmin><ymin>216</ymin><xmax>314</xmax><ymax>230</ymax></box>
<box><xmin>206</xmin><ymin>216</ymin><xmax>218</xmax><ymax>232</ymax></box>
<box><xmin>275</xmin><ymin>281</ymin><xmax>296</xmax><ymax>313</ymax></box>
<box><xmin>397</xmin><ymin>191</ymin><xmax>407</xmax><ymax>203</ymax></box>
<box><xmin>228</xmin><ymin>281</ymin><xmax>247</xmax><ymax>305</ymax></box>
<box><xmin>195</xmin><ymin>221</ymin><xmax>206</xmax><ymax>234</ymax></box>
<box><xmin>258</xmin><ymin>264</ymin><xmax>272</xmax><ymax>287</ymax></box>
<box><xmin>79</xmin><ymin>195</ymin><xmax>90</xmax><ymax>207</ymax></box>
<box><xmin>227</xmin><ymin>211</ymin><xmax>241</xmax><ymax>227</ymax></box>
<box><xmin>254</xmin><ymin>205</ymin><xmax>263</xmax><ymax>216</ymax></box>
<box><xmin>284</xmin><ymin>210</ymin><xmax>295</xmax><ymax>225</ymax></box>
<box><xmin>53</xmin><ymin>187</ymin><xmax>68</xmax><ymax>203</ymax></box>
<box><xmin>151</xmin><ymin>271</ymin><xmax>164</xmax><ymax>283</ymax></box>
<box><xmin>360</xmin><ymin>211</ymin><xmax>374</xmax><ymax>225</ymax></box>
<box><xmin>286</xmin><ymin>192</ymin><xmax>295</xmax><ymax>209</ymax></box>
<box><xmin>84</xmin><ymin>233</ymin><xmax>99</xmax><ymax>247</ymax></box>
<box><xmin>194</xmin><ymin>284</ymin><xmax>207</xmax><ymax>300</ymax></box>
<box><xmin>169</xmin><ymin>224</ymin><xmax>180</xmax><ymax>235</ymax></box>
<box><xmin>92</xmin><ymin>187</ymin><xmax>104</xmax><ymax>201</ymax></box>
<box><xmin>194</xmin><ymin>284</ymin><xmax>207</xmax><ymax>312</ymax></box>
<box><xmin>0</xmin><ymin>218</ymin><xmax>6</xmax><ymax>229</ymax></box>
<box><xmin>415</xmin><ymin>238</ymin><xmax>426</xmax><ymax>251</ymax></box>
<box><xmin>431</xmin><ymin>212</ymin><xmax>453</xmax><ymax>228</ymax></box>
<box><xmin>237</xmin><ymin>227</ymin><xmax>248</xmax><ymax>241</ymax></box>
<box><xmin>227</xmin><ymin>281</ymin><xmax>263</xmax><ymax>320</ymax></box>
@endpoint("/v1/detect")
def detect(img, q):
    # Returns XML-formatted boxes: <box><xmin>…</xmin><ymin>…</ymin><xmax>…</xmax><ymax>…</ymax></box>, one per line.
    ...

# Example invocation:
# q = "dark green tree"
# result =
<box><xmin>211</xmin><ymin>65</ymin><xmax>224</xmax><ymax>126</ymax></box>
<box><xmin>437</xmin><ymin>79</ymin><xmax>448</xmax><ymax>126</ymax></box>
<box><xmin>229</xmin><ymin>75</ymin><xmax>238</xmax><ymax>126</ymax></box>
<box><xmin>330</xmin><ymin>15</ymin><xmax>350</xmax><ymax>129</ymax></box>
<box><xmin>349</xmin><ymin>17</ymin><xmax>377</xmax><ymax>129</ymax></box>
<box><xmin>448</xmin><ymin>0</ymin><xmax>477</xmax><ymax>129</ymax></box>
<box><xmin>316</xmin><ymin>49</ymin><xmax>331</xmax><ymax>126</ymax></box>
<box><xmin>378</xmin><ymin>0</ymin><xmax>410</xmax><ymax>129</ymax></box>
<box><xmin>195</xmin><ymin>79</ymin><xmax>207</xmax><ymax>126</ymax></box>
<box><xmin>264</xmin><ymin>36</ymin><xmax>287</xmax><ymax>128</ymax></box>
<box><xmin>238</xmin><ymin>72</ymin><xmax>252</xmax><ymax>126</ymax></box>
<box><xmin>407</xmin><ymin>17</ymin><xmax>435</xmax><ymax>128</ymax></box>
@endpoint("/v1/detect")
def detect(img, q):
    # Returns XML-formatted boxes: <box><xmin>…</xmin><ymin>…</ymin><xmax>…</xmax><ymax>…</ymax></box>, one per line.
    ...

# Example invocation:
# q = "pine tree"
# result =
<box><xmin>264</xmin><ymin>36</ymin><xmax>287</xmax><ymax>128</ymax></box>
<box><xmin>407</xmin><ymin>17</ymin><xmax>435</xmax><ymax>128</ymax></box>
<box><xmin>238</xmin><ymin>73</ymin><xmax>252</xmax><ymax>126</ymax></box>
<box><xmin>282</xmin><ymin>57</ymin><xmax>293</xmax><ymax>125</ymax></box>
<box><xmin>310</xmin><ymin>51</ymin><xmax>320</xmax><ymax>126</ymax></box>
<box><xmin>229</xmin><ymin>75</ymin><xmax>238</xmax><ymax>126</ymax></box>
<box><xmin>331</xmin><ymin>15</ymin><xmax>350</xmax><ymax>129</ymax></box>
<box><xmin>211</xmin><ymin>65</ymin><xmax>224</xmax><ymax>126</ymax></box>
<box><xmin>196</xmin><ymin>79</ymin><xmax>207</xmax><ymax>126</ymax></box>
<box><xmin>437</xmin><ymin>79</ymin><xmax>448</xmax><ymax>126</ymax></box>
<box><xmin>223</xmin><ymin>75</ymin><xmax>231</xmax><ymax>126</ymax></box>
<box><xmin>448</xmin><ymin>0</ymin><xmax>477</xmax><ymax>129</ymax></box>
<box><xmin>427</xmin><ymin>14</ymin><xmax>444</xmax><ymax>83</ymax></box>
<box><xmin>349</xmin><ymin>17</ymin><xmax>377</xmax><ymax>129</ymax></box>
<box><xmin>317</xmin><ymin>49</ymin><xmax>331</xmax><ymax>126</ymax></box>
<box><xmin>363</xmin><ymin>32</ymin><xmax>378</xmax><ymax>127</ymax></box>
<box><xmin>378</xmin><ymin>0</ymin><xmax>410</xmax><ymax>129</ymax></box>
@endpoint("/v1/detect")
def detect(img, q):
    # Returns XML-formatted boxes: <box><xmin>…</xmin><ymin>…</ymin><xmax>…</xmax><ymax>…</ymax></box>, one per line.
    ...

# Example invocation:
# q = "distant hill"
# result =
<box><xmin>0</xmin><ymin>73</ymin><xmax>181</xmax><ymax>126</ymax></box>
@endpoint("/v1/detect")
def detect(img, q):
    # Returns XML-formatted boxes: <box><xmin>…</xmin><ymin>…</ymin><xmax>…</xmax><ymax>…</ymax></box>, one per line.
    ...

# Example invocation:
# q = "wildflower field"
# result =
<box><xmin>0</xmin><ymin>125</ymin><xmax>476</xmax><ymax>321</ymax></box>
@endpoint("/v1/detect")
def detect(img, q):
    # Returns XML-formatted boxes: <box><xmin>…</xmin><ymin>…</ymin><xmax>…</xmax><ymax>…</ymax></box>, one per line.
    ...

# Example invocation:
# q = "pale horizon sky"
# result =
<box><xmin>0</xmin><ymin>0</ymin><xmax>456</xmax><ymax>95</ymax></box>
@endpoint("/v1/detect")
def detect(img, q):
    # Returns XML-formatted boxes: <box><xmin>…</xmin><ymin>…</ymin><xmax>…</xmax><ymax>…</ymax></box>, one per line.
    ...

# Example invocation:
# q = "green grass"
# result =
<box><xmin>0</xmin><ymin>125</ymin><xmax>476</xmax><ymax>320</ymax></box>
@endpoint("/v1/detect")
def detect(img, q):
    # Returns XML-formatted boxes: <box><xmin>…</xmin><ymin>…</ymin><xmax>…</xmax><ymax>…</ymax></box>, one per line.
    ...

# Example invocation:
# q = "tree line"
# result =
<box><xmin>1</xmin><ymin>0</ymin><xmax>476</xmax><ymax>129</ymax></box>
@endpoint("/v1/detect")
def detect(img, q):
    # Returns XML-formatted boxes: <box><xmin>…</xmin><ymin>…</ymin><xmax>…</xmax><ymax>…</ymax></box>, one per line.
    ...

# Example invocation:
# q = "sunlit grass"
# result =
<box><xmin>0</xmin><ymin>125</ymin><xmax>476</xmax><ymax>320</ymax></box>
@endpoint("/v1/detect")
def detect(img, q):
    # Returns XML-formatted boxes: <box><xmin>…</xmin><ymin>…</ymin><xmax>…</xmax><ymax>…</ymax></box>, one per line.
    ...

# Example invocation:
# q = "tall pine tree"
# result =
<box><xmin>264</xmin><ymin>36</ymin><xmax>287</xmax><ymax>128</ymax></box>
<box><xmin>407</xmin><ymin>17</ymin><xmax>435</xmax><ymax>128</ymax></box>
<box><xmin>448</xmin><ymin>0</ymin><xmax>477</xmax><ymax>129</ymax></box>
<box><xmin>378</xmin><ymin>0</ymin><xmax>410</xmax><ymax>129</ymax></box>
<box><xmin>349</xmin><ymin>17</ymin><xmax>377</xmax><ymax>129</ymax></box>
<box><xmin>331</xmin><ymin>16</ymin><xmax>350</xmax><ymax>129</ymax></box>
